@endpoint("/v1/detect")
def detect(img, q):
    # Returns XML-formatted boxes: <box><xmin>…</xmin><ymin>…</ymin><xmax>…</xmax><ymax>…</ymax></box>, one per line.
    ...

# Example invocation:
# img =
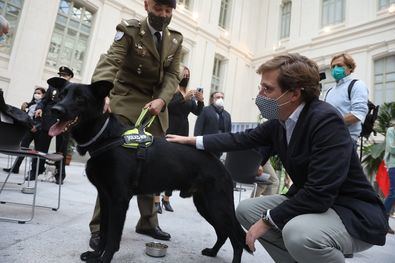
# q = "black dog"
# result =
<box><xmin>47</xmin><ymin>77</ymin><xmax>252</xmax><ymax>263</ymax></box>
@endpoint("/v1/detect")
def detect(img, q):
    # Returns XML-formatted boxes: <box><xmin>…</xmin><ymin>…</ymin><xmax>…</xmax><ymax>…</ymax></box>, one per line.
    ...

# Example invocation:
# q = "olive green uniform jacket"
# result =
<box><xmin>92</xmin><ymin>18</ymin><xmax>183</xmax><ymax>133</ymax></box>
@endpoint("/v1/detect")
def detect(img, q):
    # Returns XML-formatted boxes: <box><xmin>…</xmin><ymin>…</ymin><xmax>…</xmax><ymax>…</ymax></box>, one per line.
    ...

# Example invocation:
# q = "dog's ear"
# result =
<box><xmin>47</xmin><ymin>77</ymin><xmax>68</xmax><ymax>89</ymax></box>
<box><xmin>90</xmin><ymin>81</ymin><xmax>113</xmax><ymax>99</ymax></box>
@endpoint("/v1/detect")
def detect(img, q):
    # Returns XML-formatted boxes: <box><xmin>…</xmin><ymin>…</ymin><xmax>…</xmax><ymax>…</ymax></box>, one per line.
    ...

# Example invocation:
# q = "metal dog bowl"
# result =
<box><xmin>145</xmin><ymin>242</ymin><xmax>168</xmax><ymax>257</ymax></box>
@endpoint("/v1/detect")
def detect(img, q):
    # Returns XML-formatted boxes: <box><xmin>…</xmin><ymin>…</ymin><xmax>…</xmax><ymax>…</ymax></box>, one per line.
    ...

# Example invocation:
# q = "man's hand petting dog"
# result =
<box><xmin>165</xmin><ymin>134</ymin><xmax>196</xmax><ymax>145</ymax></box>
<box><xmin>246</xmin><ymin>219</ymin><xmax>270</xmax><ymax>252</ymax></box>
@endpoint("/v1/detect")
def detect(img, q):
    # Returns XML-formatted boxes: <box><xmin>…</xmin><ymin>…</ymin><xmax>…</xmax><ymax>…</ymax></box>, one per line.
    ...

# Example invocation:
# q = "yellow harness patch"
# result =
<box><xmin>122</xmin><ymin>108</ymin><xmax>155</xmax><ymax>149</ymax></box>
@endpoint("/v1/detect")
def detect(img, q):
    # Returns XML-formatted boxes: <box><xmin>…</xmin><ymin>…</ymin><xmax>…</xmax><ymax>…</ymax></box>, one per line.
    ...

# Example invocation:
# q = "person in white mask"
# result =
<box><xmin>2</xmin><ymin>86</ymin><xmax>46</xmax><ymax>174</ymax></box>
<box><xmin>194</xmin><ymin>91</ymin><xmax>231</xmax><ymax>158</ymax></box>
<box><xmin>167</xmin><ymin>53</ymin><xmax>387</xmax><ymax>263</ymax></box>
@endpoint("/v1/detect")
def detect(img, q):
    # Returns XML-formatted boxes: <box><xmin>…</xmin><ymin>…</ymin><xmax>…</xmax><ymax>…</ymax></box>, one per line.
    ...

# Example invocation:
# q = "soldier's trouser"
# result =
<box><xmin>89</xmin><ymin>114</ymin><xmax>164</xmax><ymax>233</ymax></box>
<box><xmin>236</xmin><ymin>195</ymin><xmax>372</xmax><ymax>263</ymax></box>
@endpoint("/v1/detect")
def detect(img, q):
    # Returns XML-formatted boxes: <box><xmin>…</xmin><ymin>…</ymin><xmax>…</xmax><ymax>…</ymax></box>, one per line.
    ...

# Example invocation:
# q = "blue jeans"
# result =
<box><xmin>384</xmin><ymin>167</ymin><xmax>395</xmax><ymax>214</ymax></box>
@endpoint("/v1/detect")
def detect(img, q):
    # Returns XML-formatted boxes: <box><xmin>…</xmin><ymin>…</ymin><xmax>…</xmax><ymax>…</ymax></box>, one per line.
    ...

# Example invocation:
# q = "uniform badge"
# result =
<box><xmin>52</xmin><ymin>89</ymin><xmax>57</xmax><ymax>100</ymax></box>
<box><xmin>167</xmin><ymin>54</ymin><xmax>174</xmax><ymax>62</ymax></box>
<box><xmin>114</xmin><ymin>31</ymin><xmax>124</xmax><ymax>41</ymax></box>
<box><xmin>135</xmin><ymin>43</ymin><xmax>147</xmax><ymax>56</ymax></box>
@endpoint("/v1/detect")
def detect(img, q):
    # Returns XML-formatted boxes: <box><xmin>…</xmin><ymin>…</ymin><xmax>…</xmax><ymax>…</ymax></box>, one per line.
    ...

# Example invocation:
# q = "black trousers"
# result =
<box><xmin>9</xmin><ymin>130</ymin><xmax>41</xmax><ymax>171</ymax></box>
<box><xmin>30</xmin><ymin>130</ymin><xmax>69</xmax><ymax>179</ymax></box>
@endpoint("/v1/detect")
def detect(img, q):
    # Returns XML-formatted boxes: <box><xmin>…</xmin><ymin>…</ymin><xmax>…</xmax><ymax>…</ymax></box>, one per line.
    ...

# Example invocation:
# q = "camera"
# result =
<box><xmin>197</xmin><ymin>87</ymin><xmax>203</xmax><ymax>93</ymax></box>
<box><xmin>319</xmin><ymin>72</ymin><xmax>326</xmax><ymax>81</ymax></box>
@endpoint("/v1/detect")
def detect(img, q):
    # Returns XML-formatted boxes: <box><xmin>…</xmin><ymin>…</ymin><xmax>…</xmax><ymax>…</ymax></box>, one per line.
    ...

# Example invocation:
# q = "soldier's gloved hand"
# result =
<box><xmin>145</xmin><ymin>98</ymin><xmax>165</xmax><ymax>116</ymax></box>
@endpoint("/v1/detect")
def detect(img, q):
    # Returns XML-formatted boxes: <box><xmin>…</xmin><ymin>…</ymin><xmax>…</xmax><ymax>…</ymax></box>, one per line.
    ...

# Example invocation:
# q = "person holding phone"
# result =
<box><xmin>154</xmin><ymin>66</ymin><xmax>204</xmax><ymax>213</ymax></box>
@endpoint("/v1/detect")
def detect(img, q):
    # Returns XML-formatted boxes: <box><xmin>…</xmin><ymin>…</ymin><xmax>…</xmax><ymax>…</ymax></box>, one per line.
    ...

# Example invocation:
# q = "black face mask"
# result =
<box><xmin>179</xmin><ymin>78</ymin><xmax>189</xmax><ymax>88</ymax></box>
<box><xmin>148</xmin><ymin>12</ymin><xmax>172</xmax><ymax>31</ymax></box>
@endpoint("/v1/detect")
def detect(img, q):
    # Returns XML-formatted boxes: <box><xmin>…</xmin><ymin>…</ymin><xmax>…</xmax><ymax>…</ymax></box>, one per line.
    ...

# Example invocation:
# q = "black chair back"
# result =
<box><xmin>225</xmin><ymin>149</ymin><xmax>263</xmax><ymax>184</ymax></box>
<box><xmin>0</xmin><ymin>121</ymin><xmax>28</xmax><ymax>151</ymax></box>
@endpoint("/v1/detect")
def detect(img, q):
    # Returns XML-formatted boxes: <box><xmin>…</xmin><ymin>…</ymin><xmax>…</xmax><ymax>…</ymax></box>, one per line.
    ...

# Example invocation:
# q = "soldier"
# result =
<box><xmin>88</xmin><ymin>0</ymin><xmax>183</xmax><ymax>249</ymax></box>
<box><xmin>30</xmin><ymin>66</ymin><xmax>74</xmax><ymax>184</ymax></box>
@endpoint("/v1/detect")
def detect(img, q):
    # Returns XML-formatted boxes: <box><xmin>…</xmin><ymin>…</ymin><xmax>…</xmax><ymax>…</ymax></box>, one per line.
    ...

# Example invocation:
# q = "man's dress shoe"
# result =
<box><xmin>136</xmin><ymin>226</ymin><xmax>171</xmax><ymax>240</ymax></box>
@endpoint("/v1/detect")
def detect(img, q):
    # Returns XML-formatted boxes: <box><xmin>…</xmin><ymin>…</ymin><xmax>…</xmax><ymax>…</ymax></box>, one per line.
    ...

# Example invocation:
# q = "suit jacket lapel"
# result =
<box><xmin>140</xmin><ymin>20</ymin><xmax>160</xmax><ymax>61</ymax></box>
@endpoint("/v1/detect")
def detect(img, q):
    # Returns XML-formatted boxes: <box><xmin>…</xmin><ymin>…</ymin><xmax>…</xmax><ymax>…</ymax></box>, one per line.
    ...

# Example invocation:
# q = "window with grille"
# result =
<box><xmin>321</xmin><ymin>0</ymin><xmax>344</xmax><ymax>27</ymax></box>
<box><xmin>45</xmin><ymin>0</ymin><xmax>93</xmax><ymax>76</ymax></box>
<box><xmin>219</xmin><ymin>0</ymin><xmax>231</xmax><ymax>29</ymax></box>
<box><xmin>280</xmin><ymin>1</ymin><xmax>292</xmax><ymax>39</ymax></box>
<box><xmin>211</xmin><ymin>56</ymin><xmax>224</xmax><ymax>93</ymax></box>
<box><xmin>374</xmin><ymin>55</ymin><xmax>395</xmax><ymax>105</ymax></box>
<box><xmin>178</xmin><ymin>0</ymin><xmax>192</xmax><ymax>10</ymax></box>
<box><xmin>378</xmin><ymin>0</ymin><xmax>395</xmax><ymax>10</ymax></box>
<box><xmin>0</xmin><ymin>0</ymin><xmax>24</xmax><ymax>55</ymax></box>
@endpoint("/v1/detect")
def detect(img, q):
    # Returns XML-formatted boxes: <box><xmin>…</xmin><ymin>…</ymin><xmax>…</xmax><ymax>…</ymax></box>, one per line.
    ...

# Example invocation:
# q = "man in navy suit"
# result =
<box><xmin>167</xmin><ymin>53</ymin><xmax>388</xmax><ymax>262</ymax></box>
<box><xmin>194</xmin><ymin>91</ymin><xmax>231</xmax><ymax>158</ymax></box>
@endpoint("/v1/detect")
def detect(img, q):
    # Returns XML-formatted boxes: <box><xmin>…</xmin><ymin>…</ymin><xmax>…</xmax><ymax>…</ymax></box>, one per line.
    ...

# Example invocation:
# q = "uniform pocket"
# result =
<box><xmin>112</xmin><ymin>80</ymin><xmax>129</xmax><ymax>95</ymax></box>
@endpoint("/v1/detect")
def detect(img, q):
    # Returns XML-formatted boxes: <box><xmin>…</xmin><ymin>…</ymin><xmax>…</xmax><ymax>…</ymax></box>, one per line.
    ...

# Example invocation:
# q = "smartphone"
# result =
<box><xmin>197</xmin><ymin>87</ymin><xmax>203</xmax><ymax>93</ymax></box>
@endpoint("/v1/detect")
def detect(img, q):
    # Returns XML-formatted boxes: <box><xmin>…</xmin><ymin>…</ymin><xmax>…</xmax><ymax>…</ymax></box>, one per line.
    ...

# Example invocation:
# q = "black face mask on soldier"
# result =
<box><xmin>148</xmin><ymin>12</ymin><xmax>172</xmax><ymax>31</ymax></box>
<box><xmin>179</xmin><ymin>78</ymin><xmax>189</xmax><ymax>88</ymax></box>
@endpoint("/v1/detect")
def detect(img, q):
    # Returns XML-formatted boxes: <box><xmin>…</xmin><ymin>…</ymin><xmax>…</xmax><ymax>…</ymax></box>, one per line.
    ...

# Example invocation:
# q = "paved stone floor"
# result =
<box><xmin>0</xmin><ymin>156</ymin><xmax>394</xmax><ymax>262</ymax></box>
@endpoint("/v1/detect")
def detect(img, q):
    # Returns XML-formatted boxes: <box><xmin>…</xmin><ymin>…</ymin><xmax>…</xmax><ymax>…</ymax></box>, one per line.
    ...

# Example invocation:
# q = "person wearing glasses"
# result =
<box><xmin>167</xmin><ymin>53</ymin><xmax>387</xmax><ymax>263</ymax></box>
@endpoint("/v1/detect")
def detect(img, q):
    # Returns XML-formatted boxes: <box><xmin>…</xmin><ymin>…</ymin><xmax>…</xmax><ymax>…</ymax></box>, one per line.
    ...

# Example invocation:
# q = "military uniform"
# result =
<box><xmin>89</xmin><ymin>18</ymin><xmax>183</xmax><ymax>234</ymax></box>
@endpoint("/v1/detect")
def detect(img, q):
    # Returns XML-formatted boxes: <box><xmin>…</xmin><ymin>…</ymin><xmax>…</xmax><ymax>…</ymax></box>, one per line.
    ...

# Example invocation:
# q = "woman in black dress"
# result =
<box><xmin>155</xmin><ymin>66</ymin><xmax>204</xmax><ymax>213</ymax></box>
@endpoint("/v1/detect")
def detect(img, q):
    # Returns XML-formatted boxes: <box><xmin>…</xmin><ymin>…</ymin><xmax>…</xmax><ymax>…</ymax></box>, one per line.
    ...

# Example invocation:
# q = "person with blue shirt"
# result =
<box><xmin>325</xmin><ymin>53</ymin><xmax>369</xmax><ymax>142</ymax></box>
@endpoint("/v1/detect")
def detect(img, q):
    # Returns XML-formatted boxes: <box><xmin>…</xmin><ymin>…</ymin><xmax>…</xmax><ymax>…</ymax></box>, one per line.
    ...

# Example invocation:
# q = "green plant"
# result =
<box><xmin>362</xmin><ymin>102</ymin><xmax>395</xmax><ymax>179</ymax></box>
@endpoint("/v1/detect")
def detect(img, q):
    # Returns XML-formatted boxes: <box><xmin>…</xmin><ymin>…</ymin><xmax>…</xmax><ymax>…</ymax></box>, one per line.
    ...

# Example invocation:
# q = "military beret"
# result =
<box><xmin>154</xmin><ymin>0</ymin><xmax>176</xmax><ymax>8</ymax></box>
<box><xmin>57</xmin><ymin>66</ymin><xmax>74</xmax><ymax>78</ymax></box>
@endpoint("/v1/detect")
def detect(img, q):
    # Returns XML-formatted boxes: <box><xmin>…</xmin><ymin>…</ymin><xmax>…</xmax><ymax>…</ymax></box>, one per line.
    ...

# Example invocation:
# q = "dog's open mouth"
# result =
<box><xmin>48</xmin><ymin>116</ymin><xmax>79</xmax><ymax>137</ymax></box>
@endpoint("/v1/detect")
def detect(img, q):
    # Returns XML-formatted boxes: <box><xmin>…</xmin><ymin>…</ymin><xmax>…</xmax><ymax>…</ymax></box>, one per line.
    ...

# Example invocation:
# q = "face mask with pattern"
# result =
<box><xmin>255</xmin><ymin>90</ymin><xmax>290</xmax><ymax>120</ymax></box>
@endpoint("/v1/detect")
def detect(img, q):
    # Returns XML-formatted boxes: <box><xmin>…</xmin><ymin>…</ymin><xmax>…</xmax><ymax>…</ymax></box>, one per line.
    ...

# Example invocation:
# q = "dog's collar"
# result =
<box><xmin>78</xmin><ymin>117</ymin><xmax>110</xmax><ymax>148</ymax></box>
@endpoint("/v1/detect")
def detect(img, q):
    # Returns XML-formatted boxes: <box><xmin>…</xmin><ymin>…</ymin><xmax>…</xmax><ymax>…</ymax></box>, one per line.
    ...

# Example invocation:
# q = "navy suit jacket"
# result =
<box><xmin>194</xmin><ymin>104</ymin><xmax>231</xmax><ymax>136</ymax></box>
<box><xmin>203</xmin><ymin>99</ymin><xmax>387</xmax><ymax>245</ymax></box>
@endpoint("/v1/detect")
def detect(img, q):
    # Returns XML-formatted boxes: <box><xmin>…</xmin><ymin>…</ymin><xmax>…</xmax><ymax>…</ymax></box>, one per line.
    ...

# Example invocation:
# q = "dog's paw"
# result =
<box><xmin>80</xmin><ymin>251</ymin><xmax>101</xmax><ymax>262</ymax></box>
<box><xmin>201</xmin><ymin>248</ymin><xmax>217</xmax><ymax>257</ymax></box>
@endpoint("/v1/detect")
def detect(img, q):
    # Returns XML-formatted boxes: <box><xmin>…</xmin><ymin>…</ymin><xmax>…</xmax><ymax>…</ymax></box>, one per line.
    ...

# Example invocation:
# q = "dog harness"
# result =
<box><xmin>121</xmin><ymin>108</ymin><xmax>154</xmax><ymax>149</ymax></box>
<box><xmin>122</xmin><ymin>108</ymin><xmax>155</xmax><ymax>189</ymax></box>
<box><xmin>77</xmin><ymin>109</ymin><xmax>155</xmax><ymax>190</ymax></box>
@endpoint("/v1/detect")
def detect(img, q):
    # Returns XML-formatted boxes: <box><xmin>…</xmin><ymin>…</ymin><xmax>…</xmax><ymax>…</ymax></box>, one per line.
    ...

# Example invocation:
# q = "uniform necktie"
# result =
<box><xmin>154</xmin><ymin>31</ymin><xmax>162</xmax><ymax>53</ymax></box>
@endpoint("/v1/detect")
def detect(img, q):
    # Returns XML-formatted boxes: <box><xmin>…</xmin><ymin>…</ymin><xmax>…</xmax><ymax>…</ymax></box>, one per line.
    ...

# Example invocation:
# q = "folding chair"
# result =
<box><xmin>225</xmin><ymin>149</ymin><xmax>272</xmax><ymax>202</ymax></box>
<box><xmin>0</xmin><ymin>121</ymin><xmax>63</xmax><ymax>224</ymax></box>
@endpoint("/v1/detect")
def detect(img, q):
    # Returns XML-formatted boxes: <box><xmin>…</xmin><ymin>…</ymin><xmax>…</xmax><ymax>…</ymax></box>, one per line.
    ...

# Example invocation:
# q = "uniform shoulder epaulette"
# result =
<box><xmin>121</xmin><ymin>19</ymin><xmax>141</xmax><ymax>28</ymax></box>
<box><xmin>168</xmin><ymin>27</ymin><xmax>182</xmax><ymax>36</ymax></box>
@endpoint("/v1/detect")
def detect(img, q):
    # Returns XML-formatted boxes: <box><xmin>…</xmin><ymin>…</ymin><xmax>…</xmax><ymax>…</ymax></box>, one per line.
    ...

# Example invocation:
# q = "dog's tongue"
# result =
<box><xmin>48</xmin><ymin>121</ymin><xmax>69</xmax><ymax>137</ymax></box>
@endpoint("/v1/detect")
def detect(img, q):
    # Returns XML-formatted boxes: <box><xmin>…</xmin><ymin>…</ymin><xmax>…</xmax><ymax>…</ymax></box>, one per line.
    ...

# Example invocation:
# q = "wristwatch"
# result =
<box><xmin>261</xmin><ymin>210</ymin><xmax>274</xmax><ymax>227</ymax></box>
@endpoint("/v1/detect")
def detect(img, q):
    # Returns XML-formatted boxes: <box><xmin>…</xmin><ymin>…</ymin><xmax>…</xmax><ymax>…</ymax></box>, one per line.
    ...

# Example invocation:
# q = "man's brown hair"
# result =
<box><xmin>256</xmin><ymin>53</ymin><xmax>320</xmax><ymax>102</ymax></box>
<box><xmin>330</xmin><ymin>53</ymin><xmax>356</xmax><ymax>73</ymax></box>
